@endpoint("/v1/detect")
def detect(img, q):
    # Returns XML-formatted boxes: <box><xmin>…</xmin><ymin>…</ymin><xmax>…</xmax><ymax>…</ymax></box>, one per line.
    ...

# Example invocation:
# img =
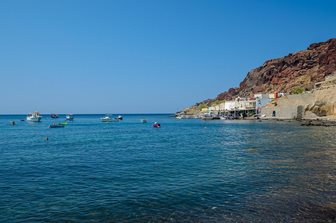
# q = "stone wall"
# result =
<box><xmin>260</xmin><ymin>86</ymin><xmax>336</xmax><ymax>119</ymax></box>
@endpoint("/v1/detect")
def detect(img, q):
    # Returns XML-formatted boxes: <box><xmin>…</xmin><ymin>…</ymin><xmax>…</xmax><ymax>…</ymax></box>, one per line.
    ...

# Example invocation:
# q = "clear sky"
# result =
<box><xmin>0</xmin><ymin>0</ymin><xmax>335</xmax><ymax>114</ymax></box>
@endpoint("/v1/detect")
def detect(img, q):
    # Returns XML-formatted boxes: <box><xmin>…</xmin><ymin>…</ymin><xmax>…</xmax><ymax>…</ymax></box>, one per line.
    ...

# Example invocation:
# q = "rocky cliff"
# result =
<box><xmin>216</xmin><ymin>38</ymin><xmax>336</xmax><ymax>100</ymax></box>
<box><xmin>180</xmin><ymin>38</ymin><xmax>336</xmax><ymax>115</ymax></box>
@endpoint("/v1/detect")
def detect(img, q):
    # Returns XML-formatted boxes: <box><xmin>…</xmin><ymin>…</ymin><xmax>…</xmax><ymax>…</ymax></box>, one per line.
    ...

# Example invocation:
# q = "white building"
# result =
<box><xmin>219</xmin><ymin>102</ymin><xmax>226</xmax><ymax>111</ymax></box>
<box><xmin>224</xmin><ymin>100</ymin><xmax>236</xmax><ymax>111</ymax></box>
<box><xmin>235</xmin><ymin>98</ymin><xmax>256</xmax><ymax>111</ymax></box>
<box><xmin>254</xmin><ymin>93</ymin><xmax>273</xmax><ymax>114</ymax></box>
<box><xmin>254</xmin><ymin>94</ymin><xmax>271</xmax><ymax>107</ymax></box>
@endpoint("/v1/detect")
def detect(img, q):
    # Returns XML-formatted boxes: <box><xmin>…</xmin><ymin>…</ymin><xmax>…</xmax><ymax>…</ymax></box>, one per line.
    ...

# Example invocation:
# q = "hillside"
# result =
<box><xmin>217</xmin><ymin>38</ymin><xmax>336</xmax><ymax>100</ymax></box>
<box><xmin>183</xmin><ymin>38</ymin><xmax>336</xmax><ymax>113</ymax></box>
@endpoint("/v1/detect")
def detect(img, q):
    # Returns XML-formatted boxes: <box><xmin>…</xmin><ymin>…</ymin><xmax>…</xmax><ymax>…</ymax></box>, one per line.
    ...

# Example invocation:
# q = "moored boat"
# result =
<box><xmin>27</xmin><ymin>112</ymin><xmax>42</xmax><ymax>122</ymax></box>
<box><xmin>49</xmin><ymin>123</ymin><xmax>65</xmax><ymax>128</ymax></box>
<box><xmin>117</xmin><ymin>115</ymin><xmax>123</xmax><ymax>120</ymax></box>
<box><xmin>59</xmin><ymin>121</ymin><xmax>68</xmax><ymax>126</ymax></box>
<box><xmin>101</xmin><ymin>115</ymin><xmax>119</xmax><ymax>122</ymax></box>
<box><xmin>201</xmin><ymin>116</ymin><xmax>214</xmax><ymax>121</ymax></box>
<box><xmin>66</xmin><ymin>114</ymin><xmax>74</xmax><ymax>121</ymax></box>
<box><xmin>153</xmin><ymin>122</ymin><xmax>161</xmax><ymax>128</ymax></box>
<box><xmin>141</xmin><ymin>119</ymin><xmax>147</xmax><ymax>123</ymax></box>
<box><xmin>51</xmin><ymin>114</ymin><xmax>59</xmax><ymax>119</ymax></box>
<box><xmin>201</xmin><ymin>114</ymin><xmax>220</xmax><ymax>120</ymax></box>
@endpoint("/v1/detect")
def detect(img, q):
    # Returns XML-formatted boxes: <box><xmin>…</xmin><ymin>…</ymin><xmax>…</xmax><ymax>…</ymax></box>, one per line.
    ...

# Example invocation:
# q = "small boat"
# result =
<box><xmin>153</xmin><ymin>122</ymin><xmax>161</xmax><ymax>128</ymax></box>
<box><xmin>59</xmin><ymin>121</ymin><xmax>68</xmax><ymax>126</ymax></box>
<box><xmin>27</xmin><ymin>112</ymin><xmax>42</xmax><ymax>122</ymax></box>
<box><xmin>117</xmin><ymin>115</ymin><xmax>123</xmax><ymax>120</ymax></box>
<box><xmin>66</xmin><ymin>114</ymin><xmax>74</xmax><ymax>121</ymax></box>
<box><xmin>51</xmin><ymin>114</ymin><xmax>59</xmax><ymax>119</ymax></box>
<box><xmin>101</xmin><ymin>115</ymin><xmax>119</xmax><ymax>122</ymax></box>
<box><xmin>201</xmin><ymin>116</ymin><xmax>214</xmax><ymax>121</ymax></box>
<box><xmin>141</xmin><ymin>119</ymin><xmax>147</xmax><ymax>123</ymax></box>
<box><xmin>9</xmin><ymin>121</ymin><xmax>16</xmax><ymax>126</ymax></box>
<box><xmin>101</xmin><ymin>116</ymin><xmax>112</xmax><ymax>122</ymax></box>
<box><xmin>49</xmin><ymin>123</ymin><xmax>65</xmax><ymax>128</ymax></box>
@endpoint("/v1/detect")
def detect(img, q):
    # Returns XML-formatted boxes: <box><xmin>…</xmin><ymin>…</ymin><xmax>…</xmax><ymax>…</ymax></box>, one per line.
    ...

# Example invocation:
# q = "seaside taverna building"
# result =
<box><xmin>201</xmin><ymin>93</ymin><xmax>278</xmax><ymax>117</ymax></box>
<box><xmin>211</xmin><ymin>97</ymin><xmax>258</xmax><ymax>117</ymax></box>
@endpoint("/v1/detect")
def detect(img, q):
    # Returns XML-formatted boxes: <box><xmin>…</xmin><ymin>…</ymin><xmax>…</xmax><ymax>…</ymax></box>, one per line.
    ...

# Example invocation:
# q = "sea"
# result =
<box><xmin>0</xmin><ymin>114</ymin><xmax>335</xmax><ymax>222</ymax></box>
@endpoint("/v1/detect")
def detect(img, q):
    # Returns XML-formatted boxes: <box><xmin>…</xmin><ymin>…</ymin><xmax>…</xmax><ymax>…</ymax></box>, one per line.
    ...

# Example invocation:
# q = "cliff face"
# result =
<box><xmin>216</xmin><ymin>38</ymin><xmax>336</xmax><ymax>100</ymax></box>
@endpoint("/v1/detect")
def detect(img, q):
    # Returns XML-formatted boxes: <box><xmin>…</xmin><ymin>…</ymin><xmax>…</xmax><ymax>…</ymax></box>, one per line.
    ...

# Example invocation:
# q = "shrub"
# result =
<box><xmin>292</xmin><ymin>87</ymin><xmax>305</xmax><ymax>94</ymax></box>
<box><xmin>198</xmin><ymin>104</ymin><xmax>208</xmax><ymax>109</ymax></box>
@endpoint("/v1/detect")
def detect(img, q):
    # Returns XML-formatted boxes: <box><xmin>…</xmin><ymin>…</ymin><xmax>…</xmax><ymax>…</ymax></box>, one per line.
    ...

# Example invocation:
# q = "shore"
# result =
<box><xmin>300</xmin><ymin>119</ymin><xmax>336</xmax><ymax>126</ymax></box>
<box><xmin>176</xmin><ymin>113</ymin><xmax>336</xmax><ymax>127</ymax></box>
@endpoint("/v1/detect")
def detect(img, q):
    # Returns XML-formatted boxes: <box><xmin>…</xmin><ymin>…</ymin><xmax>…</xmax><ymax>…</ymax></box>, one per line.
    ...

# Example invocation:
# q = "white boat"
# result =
<box><xmin>66</xmin><ymin>114</ymin><xmax>74</xmax><ymax>121</ymax></box>
<box><xmin>27</xmin><ymin>112</ymin><xmax>42</xmax><ymax>122</ymax></box>
<box><xmin>117</xmin><ymin>115</ymin><xmax>123</xmax><ymax>120</ymax></box>
<box><xmin>101</xmin><ymin>115</ymin><xmax>118</xmax><ymax>122</ymax></box>
<box><xmin>140</xmin><ymin>119</ymin><xmax>147</xmax><ymax>123</ymax></box>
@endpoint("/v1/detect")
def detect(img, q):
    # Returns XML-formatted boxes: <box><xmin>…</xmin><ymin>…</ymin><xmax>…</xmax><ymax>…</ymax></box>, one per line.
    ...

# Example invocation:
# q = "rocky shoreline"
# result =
<box><xmin>300</xmin><ymin>119</ymin><xmax>336</xmax><ymax>127</ymax></box>
<box><xmin>175</xmin><ymin>113</ymin><xmax>336</xmax><ymax>127</ymax></box>
<box><xmin>262</xmin><ymin>118</ymin><xmax>336</xmax><ymax>126</ymax></box>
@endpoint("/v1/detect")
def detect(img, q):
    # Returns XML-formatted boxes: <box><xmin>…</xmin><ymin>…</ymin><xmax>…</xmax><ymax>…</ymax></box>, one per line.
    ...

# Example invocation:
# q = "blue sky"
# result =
<box><xmin>0</xmin><ymin>0</ymin><xmax>335</xmax><ymax>114</ymax></box>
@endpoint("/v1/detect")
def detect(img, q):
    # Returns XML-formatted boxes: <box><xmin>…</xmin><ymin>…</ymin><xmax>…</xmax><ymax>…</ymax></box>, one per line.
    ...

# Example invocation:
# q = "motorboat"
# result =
<box><xmin>51</xmin><ymin>114</ymin><xmax>59</xmax><ymax>119</ymax></box>
<box><xmin>101</xmin><ymin>115</ymin><xmax>112</xmax><ymax>122</ymax></box>
<box><xmin>117</xmin><ymin>115</ymin><xmax>123</xmax><ymax>120</ymax></box>
<box><xmin>201</xmin><ymin>116</ymin><xmax>214</xmax><ymax>121</ymax></box>
<box><xmin>153</xmin><ymin>122</ymin><xmax>161</xmax><ymax>128</ymax></box>
<box><xmin>49</xmin><ymin>123</ymin><xmax>65</xmax><ymax>128</ymax></box>
<box><xmin>101</xmin><ymin>115</ymin><xmax>118</xmax><ymax>122</ymax></box>
<box><xmin>59</xmin><ymin>121</ymin><xmax>68</xmax><ymax>126</ymax></box>
<box><xmin>27</xmin><ymin>112</ymin><xmax>42</xmax><ymax>122</ymax></box>
<box><xmin>66</xmin><ymin>114</ymin><xmax>74</xmax><ymax>121</ymax></box>
<box><xmin>141</xmin><ymin>119</ymin><xmax>147</xmax><ymax>123</ymax></box>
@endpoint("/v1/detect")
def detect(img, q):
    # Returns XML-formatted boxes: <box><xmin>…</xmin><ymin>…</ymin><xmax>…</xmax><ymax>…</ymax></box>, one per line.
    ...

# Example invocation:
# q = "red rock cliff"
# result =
<box><xmin>216</xmin><ymin>38</ymin><xmax>336</xmax><ymax>100</ymax></box>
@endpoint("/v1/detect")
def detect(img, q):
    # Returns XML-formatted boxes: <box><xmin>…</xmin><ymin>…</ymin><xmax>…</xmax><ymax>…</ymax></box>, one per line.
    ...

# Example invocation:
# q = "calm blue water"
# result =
<box><xmin>0</xmin><ymin>114</ymin><xmax>336</xmax><ymax>222</ymax></box>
